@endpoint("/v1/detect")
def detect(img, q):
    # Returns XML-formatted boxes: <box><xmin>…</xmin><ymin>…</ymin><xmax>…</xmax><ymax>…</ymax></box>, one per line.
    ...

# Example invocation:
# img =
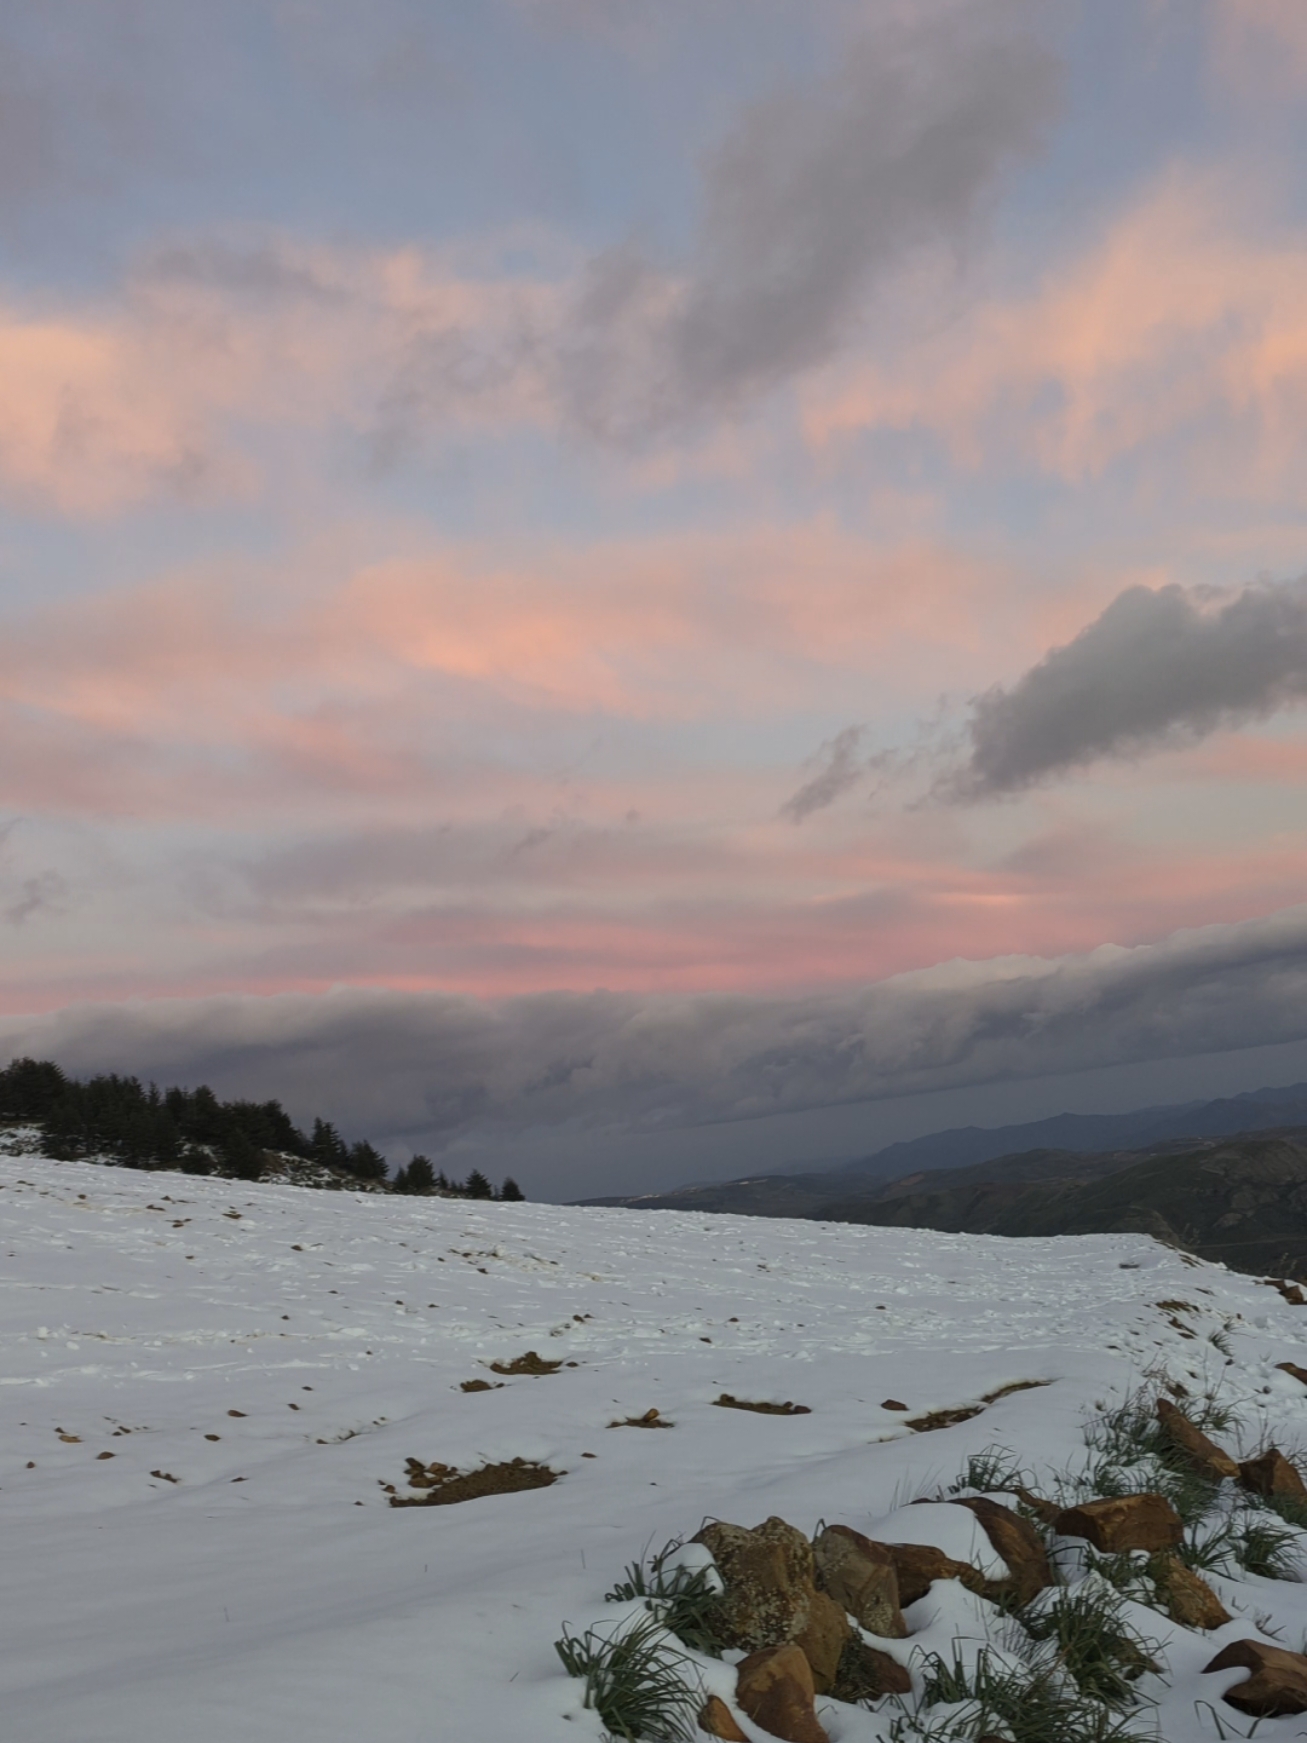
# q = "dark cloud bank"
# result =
<box><xmin>954</xmin><ymin>577</ymin><xmax>1307</xmax><ymax>797</ymax></box>
<box><xmin>5</xmin><ymin>905</ymin><xmax>1307</xmax><ymax>1193</ymax></box>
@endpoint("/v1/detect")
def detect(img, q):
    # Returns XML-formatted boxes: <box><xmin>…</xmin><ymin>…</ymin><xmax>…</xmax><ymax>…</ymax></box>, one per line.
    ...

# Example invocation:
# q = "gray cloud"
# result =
<box><xmin>780</xmin><ymin>726</ymin><xmax>865</xmax><ymax>822</ymax></box>
<box><xmin>951</xmin><ymin>577</ymin><xmax>1307</xmax><ymax>799</ymax></box>
<box><xmin>556</xmin><ymin>0</ymin><xmax>1058</xmax><ymax>439</ymax></box>
<box><xmin>5</xmin><ymin>903</ymin><xmax>1307</xmax><ymax>1193</ymax></box>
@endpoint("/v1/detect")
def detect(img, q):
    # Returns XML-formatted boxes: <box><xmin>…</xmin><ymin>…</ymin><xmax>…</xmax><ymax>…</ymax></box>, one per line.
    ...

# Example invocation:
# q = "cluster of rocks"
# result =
<box><xmin>682</xmin><ymin>1398</ymin><xmax>1307</xmax><ymax>1741</ymax></box>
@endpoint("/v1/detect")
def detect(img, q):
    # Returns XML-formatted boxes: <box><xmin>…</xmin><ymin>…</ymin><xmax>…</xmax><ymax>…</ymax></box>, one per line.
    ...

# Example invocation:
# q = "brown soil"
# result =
<box><xmin>907</xmin><ymin>1380</ymin><xmax>1050</xmax><ymax>1432</ymax></box>
<box><xmin>460</xmin><ymin>1379</ymin><xmax>504</xmax><ymax>1393</ymax></box>
<box><xmin>388</xmin><ymin>1457</ymin><xmax>561</xmax><ymax>1507</ymax></box>
<box><xmin>609</xmin><ymin>1408</ymin><xmax>673</xmax><ymax>1428</ymax></box>
<box><xmin>713</xmin><ymin>1394</ymin><xmax>811</xmax><ymax>1416</ymax></box>
<box><xmin>488</xmin><ymin>1350</ymin><xmax>563</xmax><ymax>1376</ymax></box>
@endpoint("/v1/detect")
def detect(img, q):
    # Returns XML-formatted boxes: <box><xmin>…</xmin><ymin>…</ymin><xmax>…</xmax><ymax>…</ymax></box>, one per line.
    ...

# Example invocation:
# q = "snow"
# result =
<box><xmin>5</xmin><ymin>1149</ymin><xmax>1307</xmax><ymax>1741</ymax></box>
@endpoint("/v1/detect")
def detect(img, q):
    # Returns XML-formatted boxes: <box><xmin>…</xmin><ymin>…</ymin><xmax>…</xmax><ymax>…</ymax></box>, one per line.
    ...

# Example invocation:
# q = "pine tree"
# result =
<box><xmin>464</xmin><ymin>1168</ymin><xmax>494</xmax><ymax>1200</ymax></box>
<box><xmin>222</xmin><ymin>1126</ymin><xmax>265</xmax><ymax>1182</ymax></box>
<box><xmin>343</xmin><ymin>1139</ymin><xmax>387</xmax><ymax>1183</ymax></box>
<box><xmin>499</xmin><ymin>1177</ymin><xmax>524</xmax><ymax>1202</ymax></box>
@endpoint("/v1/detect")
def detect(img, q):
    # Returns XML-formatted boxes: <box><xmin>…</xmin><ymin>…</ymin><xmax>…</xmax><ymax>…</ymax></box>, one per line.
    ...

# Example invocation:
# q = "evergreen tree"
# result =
<box><xmin>343</xmin><ymin>1139</ymin><xmax>387</xmax><ymax>1183</ymax></box>
<box><xmin>309</xmin><ymin>1118</ymin><xmax>349</xmax><ymax>1172</ymax></box>
<box><xmin>393</xmin><ymin>1154</ymin><xmax>436</xmax><ymax>1195</ymax></box>
<box><xmin>221</xmin><ymin>1126</ymin><xmax>265</xmax><ymax>1182</ymax></box>
<box><xmin>464</xmin><ymin>1168</ymin><xmax>494</xmax><ymax>1200</ymax></box>
<box><xmin>499</xmin><ymin>1177</ymin><xmax>524</xmax><ymax>1202</ymax></box>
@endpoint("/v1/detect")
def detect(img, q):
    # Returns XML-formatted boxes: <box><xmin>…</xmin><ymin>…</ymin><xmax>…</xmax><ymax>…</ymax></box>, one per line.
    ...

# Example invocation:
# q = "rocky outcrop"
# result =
<box><xmin>693</xmin><ymin>1517</ymin><xmax>852</xmax><ymax>1693</ymax></box>
<box><xmin>830</xmin><ymin>1637</ymin><xmax>911</xmax><ymax>1703</ymax></box>
<box><xmin>1156</xmin><ymin>1399</ymin><xmax>1239</xmax><ymax>1482</ymax></box>
<box><xmin>735</xmin><ymin>1644</ymin><xmax>830</xmax><ymax>1743</ymax></box>
<box><xmin>1205</xmin><ymin>1639</ymin><xmax>1307</xmax><ymax>1716</ymax></box>
<box><xmin>1052</xmin><ymin>1494</ymin><xmax>1183</xmax><ymax>1552</ymax></box>
<box><xmin>812</xmin><ymin>1525</ymin><xmax>906</xmax><ymax>1637</ymax></box>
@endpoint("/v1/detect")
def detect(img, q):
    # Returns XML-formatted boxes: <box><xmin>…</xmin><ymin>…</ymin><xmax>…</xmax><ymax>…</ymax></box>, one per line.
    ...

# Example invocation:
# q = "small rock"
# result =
<box><xmin>812</xmin><ymin>1525</ymin><xmax>906</xmax><ymax>1638</ymax></box>
<box><xmin>1148</xmin><ymin>1552</ymin><xmax>1231</xmax><ymax>1629</ymax></box>
<box><xmin>830</xmin><ymin>1636</ymin><xmax>912</xmax><ymax>1703</ymax></box>
<box><xmin>1238</xmin><ymin>1448</ymin><xmax>1307</xmax><ymax>1501</ymax></box>
<box><xmin>1205</xmin><ymin>1639</ymin><xmax>1307</xmax><ymax>1716</ymax></box>
<box><xmin>1156</xmin><ymin>1399</ymin><xmax>1239</xmax><ymax>1482</ymax></box>
<box><xmin>698</xmin><ymin>1695</ymin><xmax>748</xmax><ymax>1740</ymax></box>
<box><xmin>736</xmin><ymin>1644</ymin><xmax>830</xmax><ymax>1743</ymax></box>
<box><xmin>881</xmin><ymin>1399</ymin><xmax>908</xmax><ymax>1411</ymax></box>
<box><xmin>953</xmin><ymin>1496</ymin><xmax>1053</xmax><ymax>1606</ymax></box>
<box><xmin>1277</xmin><ymin>1362</ymin><xmax>1307</xmax><ymax>1387</ymax></box>
<box><xmin>1052</xmin><ymin>1494</ymin><xmax>1183</xmax><ymax>1553</ymax></box>
<box><xmin>883</xmin><ymin>1541</ymin><xmax>986</xmax><ymax>1607</ymax></box>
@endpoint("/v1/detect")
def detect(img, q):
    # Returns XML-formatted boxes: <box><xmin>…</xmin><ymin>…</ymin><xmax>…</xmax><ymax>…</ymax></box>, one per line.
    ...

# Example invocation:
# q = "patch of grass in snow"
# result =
<box><xmin>891</xmin><ymin>1642</ymin><xmax>1156</xmax><ymax>1743</ymax></box>
<box><xmin>604</xmin><ymin>1540</ymin><xmax>724</xmax><ymax>1657</ymax></box>
<box><xmin>555</xmin><ymin>1614</ymin><xmax>701</xmax><ymax>1741</ymax></box>
<box><xmin>945</xmin><ymin>1445</ymin><xmax>1031</xmax><ymax>1497</ymax></box>
<box><xmin>1017</xmin><ymin>1582</ymin><xmax>1159</xmax><ymax>1708</ymax></box>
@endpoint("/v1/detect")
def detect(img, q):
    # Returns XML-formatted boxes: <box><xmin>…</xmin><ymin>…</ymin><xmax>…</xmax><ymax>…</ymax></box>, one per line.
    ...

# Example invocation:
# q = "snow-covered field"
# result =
<box><xmin>5</xmin><ymin>1148</ymin><xmax>1307</xmax><ymax>1742</ymax></box>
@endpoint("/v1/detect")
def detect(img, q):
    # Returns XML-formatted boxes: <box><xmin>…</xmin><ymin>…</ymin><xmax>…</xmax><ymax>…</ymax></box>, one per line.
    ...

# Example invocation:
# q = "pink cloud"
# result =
<box><xmin>803</xmin><ymin>170</ymin><xmax>1307</xmax><ymax>497</ymax></box>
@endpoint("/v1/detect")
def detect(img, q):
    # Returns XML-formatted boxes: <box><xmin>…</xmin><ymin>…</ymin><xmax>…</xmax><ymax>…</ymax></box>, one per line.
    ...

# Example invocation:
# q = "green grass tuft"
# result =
<box><xmin>555</xmin><ymin>1614</ymin><xmax>701</xmax><ymax>1741</ymax></box>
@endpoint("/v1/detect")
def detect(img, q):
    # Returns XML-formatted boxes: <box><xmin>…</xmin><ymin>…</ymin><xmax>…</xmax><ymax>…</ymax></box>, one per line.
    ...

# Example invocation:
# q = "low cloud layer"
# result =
<box><xmin>5</xmin><ymin>905</ymin><xmax>1307</xmax><ymax>1193</ymax></box>
<box><xmin>952</xmin><ymin>578</ymin><xmax>1307</xmax><ymax>797</ymax></box>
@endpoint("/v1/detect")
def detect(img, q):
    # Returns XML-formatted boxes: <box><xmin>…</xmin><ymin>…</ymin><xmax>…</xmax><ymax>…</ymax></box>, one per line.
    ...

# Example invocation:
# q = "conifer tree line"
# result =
<box><xmin>0</xmin><ymin>1056</ymin><xmax>524</xmax><ymax>1201</ymax></box>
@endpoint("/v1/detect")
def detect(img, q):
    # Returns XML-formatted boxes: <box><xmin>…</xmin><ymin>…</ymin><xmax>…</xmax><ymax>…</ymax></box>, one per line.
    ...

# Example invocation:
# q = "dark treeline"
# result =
<box><xmin>0</xmin><ymin>1057</ymin><xmax>524</xmax><ymax>1201</ymax></box>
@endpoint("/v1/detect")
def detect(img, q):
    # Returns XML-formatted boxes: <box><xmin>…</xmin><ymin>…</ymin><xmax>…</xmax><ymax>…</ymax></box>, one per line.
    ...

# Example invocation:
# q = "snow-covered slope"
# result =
<box><xmin>5</xmin><ymin>1149</ymin><xmax>1307</xmax><ymax>1742</ymax></box>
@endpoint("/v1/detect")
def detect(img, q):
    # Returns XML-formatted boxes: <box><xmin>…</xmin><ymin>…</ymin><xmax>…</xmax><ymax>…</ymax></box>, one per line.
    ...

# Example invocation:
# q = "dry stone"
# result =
<box><xmin>1052</xmin><ymin>1494</ymin><xmax>1183</xmax><ymax>1553</ymax></box>
<box><xmin>1148</xmin><ymin>1552</ymin><xmax>1231</xmax><ymax>1629</ymax></box>
<box><xmin>883</xmin><ymin>1542</ymin><xmax>986</xmax><ymax>1607</ymax></box>
<box><xmin>1205</xmin><ymin>1639</ymin><xmax>1307</xmax><ymax>1716</ymax></box>
<box><xmin>792</xmin><ymin>1589</ymin><xmax>852</xmax><ymax>1694</ymax></box>
<box><xmin>812</xmin><ymin>1525</ymin><xmax>906</xmax><ymax>1638</ymax></box>
<box><xmin>1156</xmin><ymin>1399</ymin><xmax>1239</xmax><ymax>1481</ymax></box>
<box><xmin>693</xmin><ymin>1517</ymin><xmax>815</xmax><ymax>1652</ymax></box>
<box><xmin>952</xmin><ymin>1496</ymin><xmax>1053</xmax><ymax>1605</ymax></box>
<box><xmin>736</xmin><ymin>1644</ymin><xmax>830</xmax><ymax>1743</ymax></box>
<box><xmin>698</xmin><ymin>1694</ymin><xmax>748</xmax><ymax>1740</ymax></box>
<box><xmin>830</xmin><ymin>1636</ymin><xmax>912</xmax><ymax>1703</ymax></box>
<box><xmin>1277</xmin><ymin>1361</ymin><xmax>1307</xmax><ymax>1387</ymax></box>
<box><xmin>1239</xmin><ymin>1448</ymin><xmax>1307</xmax><ymax>1501</ymax></box>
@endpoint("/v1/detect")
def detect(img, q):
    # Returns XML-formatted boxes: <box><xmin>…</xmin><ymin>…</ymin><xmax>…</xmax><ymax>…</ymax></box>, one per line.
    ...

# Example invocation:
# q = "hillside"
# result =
<box><xmin>9</xmin><ymin>1139</ymin><xmax>1307</xmax><ymax>1740</ymax></box>
<box><xmin>830</xmin><ymin>1130</ymin><xmax>1307</xmax><ymax>1276</ymax></box>
<box><xmin>581</xmin><ymin>1080</ymin><xmax>1307</xmax><ymax>1221</ymax></box>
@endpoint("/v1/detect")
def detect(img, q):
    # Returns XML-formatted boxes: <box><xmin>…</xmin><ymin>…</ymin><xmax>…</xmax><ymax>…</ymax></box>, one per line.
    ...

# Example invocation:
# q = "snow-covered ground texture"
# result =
<box><xmin>5</xmin><ymin>1150</ymin><xmax>1307</xmax><ymax>1743</ymax></box>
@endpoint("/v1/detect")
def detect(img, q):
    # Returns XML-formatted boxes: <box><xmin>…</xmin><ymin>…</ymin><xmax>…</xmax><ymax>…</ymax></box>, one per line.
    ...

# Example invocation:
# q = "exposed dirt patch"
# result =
<box><xmin>460</xmin><ymin>1379</ymin><xmax>504</xmax><ymax>1393</ymax></box>
<box><xmin>712</xmin><ymin>1394</ymin><xmax>811</xmax><ymax>1416</ymax></box>
<box><xmin>609</xmin><ymin>1408</ymin><xmax>673</xmax><ymax>1428</ymax></box>
<box><xmin>907</xmin><ymin>1380</ymin><xmax>1050</xmax><ymax>1432</ymax></box>
<box><xmin>488</xmin><ymin>1350</ymin><xmax>563</xmax><ymax>1376</ymax></box>
<box><xmin>388</xmin><ymin>1457</ymin><xmax>561</xmax><ymax>1506</ymax></box>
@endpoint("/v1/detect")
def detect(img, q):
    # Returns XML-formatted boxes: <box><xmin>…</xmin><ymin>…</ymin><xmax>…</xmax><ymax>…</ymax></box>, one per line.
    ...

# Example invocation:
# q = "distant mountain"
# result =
<box><xmin>578</xmin><ymin>1080</ymin><xmax>1307</xmax><ymax>1221</ymax></box>
<box><xmin>831</xmin><ymin>1128</ymin><xmax>1307</xmax><ymax>1279</ymax></box>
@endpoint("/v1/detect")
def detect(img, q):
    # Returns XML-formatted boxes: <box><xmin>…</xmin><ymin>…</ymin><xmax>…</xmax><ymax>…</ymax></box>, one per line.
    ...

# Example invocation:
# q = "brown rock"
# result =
<box><xmin>1277</xmin><ymin>1362</ymin><xmax>1307</xmax><ymax>1387</ymax></box>
<box><xmin>1148</xmin><ymin>1552</ymin><xmax>1231</xmax><ymax>1629</ymax></box>
<box><xmin>1239</xmin><ymin>1448</ymin><xmax>1307</xmax><ymax>1500</ymax></box>
<box><xmin>694</xmin><ymin>1517</ymin><xmax>816</xmax><ymax>1652</ymax></box>
<box><xmin>953</xmin><ymin>1497</ymin><xmax>1053</xmax><ymax>1606</ymax></box>
<box><xmin>1014</xmin><ymin>1485</ymin><xmax>1061</xmax><ymax>1526</ymax></box>
<box><xmin>1157</xmin><ymin>1399</ymin><xmax>1239</xmax><ymax>1482</ymax></box>
<box><xmin>883</xmin><ymin>1542</ymin><xmax>987</xmax><ymax>1607</ymax></box>
<box><xmin>831</xmin><ymin>1636</ymin><xmax>912</xmax><ymax>1703</ymax></box>
<box><xmin>793</xmin><ymin>1589</ymin><xmax>852</xmax><ymax>1693</ymax></box>
<box><xmin>812</xmin><ymin>1525</ymin><xmax>907</xmax><ymax>1638</ymax></box>
<box><xmin>736</xmin><ymin>1645</ymin><xmax>830</xmax><ymax>1743</ymax></box>
<box><xmin>698</xmin><ymin>1694</ymin><xmax>748</xmax><ymax>1740</ymax></box>
<box><xmin>1052</xmin><ymin>1494</ymin><xmax>1183</xmax><ymax>1553</ymax></box>
<box><xmin>1205</xmin><ymin>1639</ymin><xmax>1307</xmax><ymax>1716</ymax></box>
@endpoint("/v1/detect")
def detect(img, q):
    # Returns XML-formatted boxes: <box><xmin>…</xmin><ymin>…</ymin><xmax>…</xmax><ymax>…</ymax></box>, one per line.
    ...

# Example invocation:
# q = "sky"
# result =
<box><xmin>4</xmin><ymin>0</ymin><xmax>1307</xmax><ymax>1199</ymax></box>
